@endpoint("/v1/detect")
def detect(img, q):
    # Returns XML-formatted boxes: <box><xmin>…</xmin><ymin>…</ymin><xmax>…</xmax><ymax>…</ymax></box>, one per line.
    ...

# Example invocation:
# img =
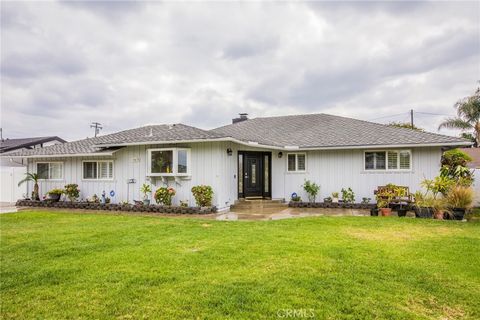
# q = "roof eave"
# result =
<box><xmin>2</xmin><ymin>151</ymin><xmax>119</xmax><ymax>159</ymax></box>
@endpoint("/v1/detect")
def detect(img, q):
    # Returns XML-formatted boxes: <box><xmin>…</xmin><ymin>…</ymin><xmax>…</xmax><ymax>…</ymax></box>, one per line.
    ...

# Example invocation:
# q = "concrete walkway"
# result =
<box><xmin>216</xmin><ymin>207</ymin><xmax>371</xmax><ymax>221</ymax></box>
<box><xmin>0</xmin><ymin>202</ymin><xmax>17</xmax><ymax>214</ymax></box>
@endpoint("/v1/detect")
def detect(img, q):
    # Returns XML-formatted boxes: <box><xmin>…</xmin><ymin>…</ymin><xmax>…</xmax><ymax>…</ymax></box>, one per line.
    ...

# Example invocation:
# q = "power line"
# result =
<box><xmin>415</xmin><ymin>111</ymin><xmax>454</xmax><ymax>117</ymax></box>
<box><xmin>368</xmin><ymin>112</ymin><xmax>409</xmax><ymax>121</ymax></box>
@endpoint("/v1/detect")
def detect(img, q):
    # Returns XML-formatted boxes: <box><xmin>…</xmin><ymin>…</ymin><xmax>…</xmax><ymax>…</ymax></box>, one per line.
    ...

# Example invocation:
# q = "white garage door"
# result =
<box><xmin>0</xmin><ymin>166</ymin><xmax>27</xmax><ymax>203</ymax></box>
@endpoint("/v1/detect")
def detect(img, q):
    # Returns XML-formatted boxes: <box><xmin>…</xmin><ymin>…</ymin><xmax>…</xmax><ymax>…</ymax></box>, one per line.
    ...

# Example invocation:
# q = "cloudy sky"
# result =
<box><xmin>1</xmin><ymin>1</ymin><xmax>479</xmax><ymax>141</ymax></box>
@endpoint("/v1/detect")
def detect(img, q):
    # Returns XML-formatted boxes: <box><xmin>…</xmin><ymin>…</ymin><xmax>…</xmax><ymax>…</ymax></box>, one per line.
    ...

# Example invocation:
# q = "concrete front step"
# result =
<box><xmin>231</xmin><ymin>199</ymin><xmax>287</xmax><ymax>211</ymax></box>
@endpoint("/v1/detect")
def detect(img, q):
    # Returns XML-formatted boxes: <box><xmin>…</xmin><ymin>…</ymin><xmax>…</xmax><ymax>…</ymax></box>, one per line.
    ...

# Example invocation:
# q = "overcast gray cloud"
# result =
<box><xmin>1</xmin><ymin>1</ymin><xmax>479</xmax><ymax>141</ymax></box>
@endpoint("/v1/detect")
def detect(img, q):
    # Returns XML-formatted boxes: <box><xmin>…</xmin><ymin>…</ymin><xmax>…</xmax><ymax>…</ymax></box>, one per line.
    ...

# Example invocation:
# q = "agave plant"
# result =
<box><xmin>18</xmin><ymin>173</ymin><xmax>40</xmax><ymax>200</ymax></box>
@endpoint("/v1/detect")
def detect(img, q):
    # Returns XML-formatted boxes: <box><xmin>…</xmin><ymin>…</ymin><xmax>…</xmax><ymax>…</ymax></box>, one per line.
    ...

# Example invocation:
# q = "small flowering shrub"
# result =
<box><xmin>191</xmin><ymin>185</ymin><xmax>213</xmax><ymax>207</ymax></box>
<box><xmin>155</xmin><ymin>187</ymin><xmax>176</xmax><ymax>206</ymax></box>
<box><xmin>64</xmin><ymin>184</ymin><xmax>80</xmax><ymax>202</ymax></box>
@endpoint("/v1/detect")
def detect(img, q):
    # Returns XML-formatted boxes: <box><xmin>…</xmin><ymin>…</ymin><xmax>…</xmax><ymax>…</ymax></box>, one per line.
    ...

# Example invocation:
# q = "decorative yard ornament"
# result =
<box><xmin>110</xmin><ymin>190</ymin><xmax>115</xmax><ymax>197</ymax></box>
<box><xmin>101</xmin><ymin>190</ymin><xmax>106</xmax><ymax>204</ymax></box>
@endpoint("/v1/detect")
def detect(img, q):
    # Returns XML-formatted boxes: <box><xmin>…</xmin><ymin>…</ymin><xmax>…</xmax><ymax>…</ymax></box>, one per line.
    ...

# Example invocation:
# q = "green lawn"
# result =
<box><xmin>1</xmin><ymin>211</ymin><xmax>479</xmax><ymax>319</ymax></box>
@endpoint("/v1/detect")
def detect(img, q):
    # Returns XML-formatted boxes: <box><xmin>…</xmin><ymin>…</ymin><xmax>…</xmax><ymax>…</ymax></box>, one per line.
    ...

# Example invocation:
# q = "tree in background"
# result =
<box><xmin>439</xmin><ymin>87</ymin><xmax>480</xmax><ymax>147</ymax></box>
<box><xmin>440</xmin><ymin>148</ymin><xmax>474</xmax><ymax>186</ymax></box>
<box><xmin>389</xmin><ymin>122</ymin><xmax>424</xmax><ymax>131</ymax></box>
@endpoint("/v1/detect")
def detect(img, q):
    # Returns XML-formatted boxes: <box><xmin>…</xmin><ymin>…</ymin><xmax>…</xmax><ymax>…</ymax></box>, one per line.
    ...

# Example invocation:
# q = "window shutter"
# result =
<box><xmin>388</xmin><ymin>152</ymin><xmax>398</xmax><ymax>170</ymax></box>
<box><xmin>99</xmin><ymin>162</ymin><xmax>109</xmax><ymax>179</ymax></box>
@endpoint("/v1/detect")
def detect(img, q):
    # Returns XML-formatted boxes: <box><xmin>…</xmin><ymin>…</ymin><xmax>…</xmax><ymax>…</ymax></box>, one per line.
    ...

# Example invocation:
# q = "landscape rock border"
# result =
<box><xmin>15</xmin><ymin>200</ymin><xmax>217</xmax><ymax>214</ymax></box>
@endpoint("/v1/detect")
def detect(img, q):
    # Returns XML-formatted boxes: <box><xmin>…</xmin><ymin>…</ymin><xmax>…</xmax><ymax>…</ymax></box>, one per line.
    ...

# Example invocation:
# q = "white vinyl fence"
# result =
<box><xmin>473</xmin><ymin>169</ymin><xmax>480</xmax><ymax>207</ymax></box>
<box><xmin>0</xmin><ymin>166</ymin><xmax>27</xmax><ymax>203</ymax></box>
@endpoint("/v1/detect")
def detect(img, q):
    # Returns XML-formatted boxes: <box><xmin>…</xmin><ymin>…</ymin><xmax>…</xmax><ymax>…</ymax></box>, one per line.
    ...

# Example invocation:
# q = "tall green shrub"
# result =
<box><xmin>191</xmin><ymin>185</ymin><xmax>213</xmax><ymax>207</ymax></box>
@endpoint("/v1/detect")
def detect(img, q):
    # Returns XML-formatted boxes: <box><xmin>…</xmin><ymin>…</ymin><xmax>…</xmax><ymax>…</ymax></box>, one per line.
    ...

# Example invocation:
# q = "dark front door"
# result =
<box><xmin>244</xmin><ymin>153</ymin><xmax>263</xmax><ymax>197</ymax></box>
<box><xmin>238</xmin><ymin>151</ymin><xmax>271</xmax><ymax>198</ymax></box>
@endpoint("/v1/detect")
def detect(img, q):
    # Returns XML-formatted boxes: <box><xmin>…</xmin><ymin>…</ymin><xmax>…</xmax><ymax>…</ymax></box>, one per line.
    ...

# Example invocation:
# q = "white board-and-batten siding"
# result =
<box><xmin>26</xmin><ymin>142</ymin><xmax>443</xmax><ymax>209</ymax></box>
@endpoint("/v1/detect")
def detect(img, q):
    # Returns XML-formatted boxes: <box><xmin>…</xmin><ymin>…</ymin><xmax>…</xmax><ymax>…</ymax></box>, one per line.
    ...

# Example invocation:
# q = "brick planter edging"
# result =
<box><xmin>289</xmin><ymin>201</ymin><xmax>375</xmax><ymax>210</ymax></box>
<box><xmin>15</xmin><ymin>200</ymin><xmax>217</xmax><ymax>214</ymax></box>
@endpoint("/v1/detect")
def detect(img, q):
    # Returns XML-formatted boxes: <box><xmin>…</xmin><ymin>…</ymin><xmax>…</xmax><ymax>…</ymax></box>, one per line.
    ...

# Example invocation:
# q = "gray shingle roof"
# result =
<box><xmin>94</xmin><ymin>123</ymin><xmax>226</xmax><ymax>146</ymax></box>
<box><xmin>212</xmin><ymin>113</ymin><xmax>470</xmax><ymax>148</ymax></box>
<box><xmin>4</xmin><ymin>114</ymin><xmax>471</xmax><ymax>158</ymax></box>
<box><xmin>4</xmin><ymin>124</ymin><xmax>226</xmax><ymax>157</ymax></box>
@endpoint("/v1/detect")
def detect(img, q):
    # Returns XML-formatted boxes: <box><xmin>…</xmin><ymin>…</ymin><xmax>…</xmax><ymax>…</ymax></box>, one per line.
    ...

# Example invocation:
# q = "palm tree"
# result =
<box><xmin>18</xmin><ymin>173</ymin><xmax>40</xmax><ymax>200</ymax></box>
<box><xmin>439</xmin><ymin>88</ymin><xmax>480</xmax><ymax>147</ymax></box>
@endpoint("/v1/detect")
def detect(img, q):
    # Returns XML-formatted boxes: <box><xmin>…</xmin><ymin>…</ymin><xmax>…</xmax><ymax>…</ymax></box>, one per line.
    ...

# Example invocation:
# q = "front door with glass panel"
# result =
<box><xmin>238</xmin><ymin>151</ymin><xmax>271</xmax><ymax>198</ymax></box>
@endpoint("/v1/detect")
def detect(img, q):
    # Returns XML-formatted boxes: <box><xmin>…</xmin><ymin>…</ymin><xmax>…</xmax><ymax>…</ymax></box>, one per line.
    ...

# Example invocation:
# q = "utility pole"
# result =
<box><xmin>410</xmin><ymin>109</ymin><xmax>414</xmax><ymax>128</ymax></box>
<box><xmin>90</xmin><ymin>122</ymin><xmax>103</xmax><ymax>137</ymax></box>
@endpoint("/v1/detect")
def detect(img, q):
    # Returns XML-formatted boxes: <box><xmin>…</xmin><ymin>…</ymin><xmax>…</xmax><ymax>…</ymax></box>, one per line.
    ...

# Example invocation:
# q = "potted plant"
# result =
<box><xmin>445</xmin><ymin>186</ymin><xmax>474</xmax><ymax>220</ymax></box>
<box><xmin>393</xmin><ymin>186</ymin><xmax>408</xmax><ymax>217</ymax></box>
<box><xmin>341</xmin><ymin>187</ymin><xmax>355</xmax><ymax>207</ymax></box>
<box><xmin>17</xmin><ymin>173</ymin><xmax>40</xmax><ymax>200</ymax></box>
<box><xmin>413</xmin><ymin>191</ymin><xmax>434</xmax><ymax>219</ymax></box>
<box><xmin>47</xmin><ymin>188</ymin><xmax>63</xmax><ymax>202</ymax></box>
<box><xmin>376</xmin><ymin>187</ymin><xmax>394</xmax><ymax>216</ymax></box>
<box><xmin>324</xmin><ymin>196</ymin><xmax>332</xmax><ymax>203</ymax></box>
<box><xmin>64</xmin><ymin>184</ymin><xmax>80</xmax><ymax>202</ymax></box>
<box><xmin>377</xmin><ymin>199</ymin><xmax>391</xmax><ymax>216</ymax></box>
<box><xmin>432</xmin><ymin>198</ymin><xmax>447</xmax><ymax>220</ymax></box>
<box><xmin>140</xmin><ymin>183</ymin><xmax>152</xmax><ymax>205</ymax></box>
<box><xmin>303</xmin><ymin>180</ymin><xmax>320</xmax><ymax>203</ymax></box>
<box><xmin>191</xmin><ymin>185</ymin><xmax>213</xmax><ymax>208</ymax></box>
<box><xmin>331</xmin><ymin>192</ymin><xmax>339</xmax><ymax>203</ymax></box>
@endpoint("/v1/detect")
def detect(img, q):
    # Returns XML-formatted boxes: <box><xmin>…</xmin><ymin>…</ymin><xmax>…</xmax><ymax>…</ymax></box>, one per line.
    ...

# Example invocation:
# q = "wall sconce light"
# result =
<box><xmin>278</xmin><ymin>152</ymin><xmax>283</xmax><ymax>158</ymax></box>
<box><xmin>227</xmin><ymin>148</ymin><xmax>233</xmax><ymax>156</ymax></box>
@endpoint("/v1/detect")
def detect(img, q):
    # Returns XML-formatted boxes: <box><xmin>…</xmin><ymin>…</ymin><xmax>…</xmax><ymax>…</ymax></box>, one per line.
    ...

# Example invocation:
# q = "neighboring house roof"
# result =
<box><xmin>460</xmin><ymin>148</ymin><xmax>480</xmax><ymax>169</ymax></box>
<box><xmin>4</xmin><ymin>124</ymin><xmax>226</xmax><ymax>157</ymax></box>
<box><xmin>212</xmin><ymin>113</ymin><xmax>471</xmax><ymax>149</ymax></box>
<box><xmin>0</xmin><ymin>136</ymin><xmax>66</xmax><ymax>153</ymax></box>
<box><xmin>4</xmin><ymin>114</ymin><xmax>471</xmax><ymax>158</ymax></box>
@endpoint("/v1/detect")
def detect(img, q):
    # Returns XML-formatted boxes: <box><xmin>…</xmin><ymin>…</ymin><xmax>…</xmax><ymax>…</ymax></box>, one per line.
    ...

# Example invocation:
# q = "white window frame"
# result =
<box><xmin>286</xmin><ymin>153</ymin><xmax>307</xmax><ymax>173</ymax></box>
<box><xmin>147</xmin><ymin>148</ymin><xmax>191</xmax><ymax>176</ymax></box>
<box><xmin>35</xmin><ymin>161</ymin><xmax>64</xmax><ymax>180</ymax></box>
<box><xmin>363</xmin><ymin>150</ymin><xmax>412</xmax><ymax>172</ymax></box>
<box><xmin>82</xmin><ymin>160</ymin><xmax>114</xmax><ymax>181</ymax></box>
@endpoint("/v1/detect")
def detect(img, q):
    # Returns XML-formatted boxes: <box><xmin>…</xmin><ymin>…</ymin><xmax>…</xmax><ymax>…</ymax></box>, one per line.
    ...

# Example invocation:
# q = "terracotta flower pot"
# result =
<box><xmin>434</xmin><ymin>210</ymin><xmax>444</xmax><ymax>220</ymax></box>
<box><xmin>380</xmin><ymin>208</ymin><xmax>392</xmax><ymax>216</ymax></box>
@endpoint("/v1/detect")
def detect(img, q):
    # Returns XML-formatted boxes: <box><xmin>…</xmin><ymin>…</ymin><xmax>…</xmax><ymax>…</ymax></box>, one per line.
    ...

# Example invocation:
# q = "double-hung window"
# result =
<box><xmin>147</xmin><ymin>148</ymin><xmax>191</xmax><ymax>176</ymax></box>
<box><xmin>36</xmin><ymin>162</ymin><xmax>63</xmax><ymax>180</ymax></box>
<box><xmin>287</xmin><ymin>153</ymin><xmax>306</xmax><ymax>172</ymax></box>
<box><xmin>364</xmin><ymin>150</ymin><xmax>411</xmax><ymax>171</ymax></box>
<box><xmin>83</xmin><ymin>161</ymin><xmax>114</xmax><ymax>180</ymax></box>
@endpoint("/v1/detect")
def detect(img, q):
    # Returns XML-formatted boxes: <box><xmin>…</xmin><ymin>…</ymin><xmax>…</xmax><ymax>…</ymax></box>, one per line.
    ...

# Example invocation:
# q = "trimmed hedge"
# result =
<box><xmin>15</xmin><ymin>200</ymin><xmax>217</xmax><ymax>214</ymax></box>
<box><xmin>289</xmin><ymin>201</ymin><xmax>375</xmax><ymax>209</ymax></box>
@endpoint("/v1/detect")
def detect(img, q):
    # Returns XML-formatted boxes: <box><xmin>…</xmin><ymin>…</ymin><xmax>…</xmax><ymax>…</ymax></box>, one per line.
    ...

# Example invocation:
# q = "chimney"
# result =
<box><xmin>232</xmin><ymin>113</ymin><xmax>248</xmax><ymax>124</ymax></box>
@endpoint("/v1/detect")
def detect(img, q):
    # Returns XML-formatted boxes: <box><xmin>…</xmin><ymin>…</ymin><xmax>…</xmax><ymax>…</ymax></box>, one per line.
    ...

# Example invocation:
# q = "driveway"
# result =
<box><xmin>0</xmin><ymin>202</ymin><xmax>17</xmax><ymax>214</ymax></box>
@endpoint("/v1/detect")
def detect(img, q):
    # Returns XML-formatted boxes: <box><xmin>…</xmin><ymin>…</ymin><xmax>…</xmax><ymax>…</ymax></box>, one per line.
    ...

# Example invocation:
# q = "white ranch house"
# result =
<box><xmin>5</xmin><ymin>114</ymin><xmax>471</xmax><ymax>210</ymax></box>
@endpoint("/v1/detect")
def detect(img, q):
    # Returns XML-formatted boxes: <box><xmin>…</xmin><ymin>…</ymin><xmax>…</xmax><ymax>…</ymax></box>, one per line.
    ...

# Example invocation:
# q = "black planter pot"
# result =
<box><xmin>397</xmin><ymin>208</ymin><xmax>408</xmax><ymax>217</ymax></box>
<box><xmin>47</xmin><ymin>194</ymin><xmax>61</xmax><ymax>202</ymax></box>
<box><xmin>414</xmin><ymin>207</ymin><xmax>433</xmax><ymax>219</ymax></box>
<box><xmin>449</xmin><ymin>208</ymin><xmax>466</xmax><ymax>221</ymax></box>
<box><xmin>370</xmin><ymin>208</ymin><xmax>379</xmax><ymax>216</ymax></box>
